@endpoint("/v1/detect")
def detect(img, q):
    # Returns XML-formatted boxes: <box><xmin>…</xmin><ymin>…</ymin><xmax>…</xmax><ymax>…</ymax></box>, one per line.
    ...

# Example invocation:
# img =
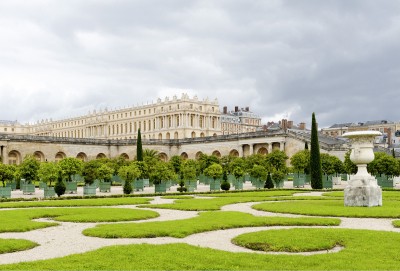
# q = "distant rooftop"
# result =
<box><xmin>0</xmin><ymin>120</ymin><xmax>18</xmax><ymax>125</ymax></box>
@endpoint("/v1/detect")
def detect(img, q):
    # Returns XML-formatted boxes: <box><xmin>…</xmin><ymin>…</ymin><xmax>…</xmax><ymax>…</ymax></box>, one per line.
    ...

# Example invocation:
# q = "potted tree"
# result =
<box><xmin>98</xmin><ymin>164</ymin><xmax>113</xmax><ymax>192</ymax></box>
<box><xmin>0</xmin><ymin>163</ymin><xmax>14</xmax><ymax>198</ymax></box>
<box><xmin>37</xmin><ymin>162</ymin><xmax>60</xmax><ymax>198</ymax></box>
<box><xmin>59</xmin><ymin>157</ymin><xmax>83</xmax><ymax>194</ymax></box>
<box><xmin>181</xmin><ymin>161</ymin><xmax>197</xmax><ymax>192</ymax></box>
<box><xmin>204</xmin><ymin>163</ymin><xmax>223</xmax><ymax>191</ymax></box>
<box><xmin>151</xmin><ymin>162</ymin><xmax>176</xmax><ymax>193</ymax></box>
<box><xmin>232</xmin><ymin>165</ymin><xmax>245</xmax><ymax>190</ymax></box>
<box><xmin>82</xmin><ymin>160</ymin><xmax>101</xmax><ymax>196</ymax></box>
<box><xmin>249</xmin><ymin>164</ymin><xmax>267</xmax><ymax>189</ymax></box>
<box><xmin>19</xmin><ymin>155</ymin><xmax>40</xmax><ymax>195</ymax></box>
<box><xmin>118</xmin><ymin>163</ymin><xmax>141</xmax><ymax>194</ymax></box>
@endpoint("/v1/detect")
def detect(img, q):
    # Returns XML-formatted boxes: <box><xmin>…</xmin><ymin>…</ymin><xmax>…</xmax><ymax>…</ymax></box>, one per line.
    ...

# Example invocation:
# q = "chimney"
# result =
<box><xmin>287</xmin><ymin>121</ymin><xmax>293</xmax><ymax>129</ymax></box>
<box><xmin>299</xmin><ymin>122</ymin><xmax>306</xmax><ymax>130</ymax></box>
<box><xmin>223</xmin><ymin>106</ymin><xmax>227</xmax><ymax>114</ymax></box>
<box><xmin>245</xmin><ymin>107</ymin><xmax>249</xmax><ymax>112</ymax></box>
<box><xmin>235</xmin><ymin>106</ymin><xmax>239</xmax><ymax>112</ymax></box>
<box><xmin>281</xmin><ymin>119</ymin><xmax>288</xmax><ymax>131</ymax></box>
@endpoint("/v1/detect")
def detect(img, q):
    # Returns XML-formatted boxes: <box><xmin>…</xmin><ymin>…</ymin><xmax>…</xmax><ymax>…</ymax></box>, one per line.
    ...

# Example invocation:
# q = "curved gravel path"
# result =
<box><xmin>0</xmin><ymin>198</ymin><xmax>399</xmax><ymax>265</ymax></box>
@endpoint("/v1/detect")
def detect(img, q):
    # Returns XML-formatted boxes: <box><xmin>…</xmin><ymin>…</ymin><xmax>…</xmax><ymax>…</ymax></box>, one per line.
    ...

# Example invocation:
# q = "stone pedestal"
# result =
<box><xmin>344</xmin><ymin>178</ymin><xmax>382</xmax><ymax>207</ymax></box>
<box><xmin>343</xmin><ymin>131</ymin><xmax>383</xmax><ymax>207</ymax></box>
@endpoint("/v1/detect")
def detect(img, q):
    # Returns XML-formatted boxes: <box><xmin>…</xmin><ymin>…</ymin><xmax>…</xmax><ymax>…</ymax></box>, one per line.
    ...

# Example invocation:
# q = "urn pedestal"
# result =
<box><xmin>343</xmin><ymin>131</ymin><xmax>382</xmax><ymax>207</ymax></box>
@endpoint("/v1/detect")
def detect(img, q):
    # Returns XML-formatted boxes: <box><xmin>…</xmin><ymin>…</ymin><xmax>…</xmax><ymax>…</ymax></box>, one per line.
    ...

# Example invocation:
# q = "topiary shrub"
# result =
<box><xmin>264</xmin><ymin>172</ymin><xmax>274</xmax><ymax>189</ymax></box>
<box><xmin>54</xmin><ymin>175</ymin><xmax>66</xmax><ymax>197</ymax></box>
<box><xmin>177</xmin><ymin>180</ymin><xmax>187</xmax><ymax>193</ymax></box>
<box><xmin>221</xmin><ymin>180</ymin><xmax>230</xmax><ymax>191</ymax></box>
<box><xmin>123</xmin><ymin>181</ymin><xmax>132</xmax><ymax>195</ymax></box>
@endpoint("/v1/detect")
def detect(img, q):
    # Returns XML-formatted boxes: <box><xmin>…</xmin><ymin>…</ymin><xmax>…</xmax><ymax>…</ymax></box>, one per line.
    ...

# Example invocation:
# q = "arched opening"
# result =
<box><xmin>158</xmin><ymin>152</ymin><xmax>168</xmax><ymax>162</ymax></box>
<box><xmin>180</xmin><ymin>152</ymin><xmax>188</xmax><ymax>160</ymax></box>
<box><xmin>191</xmin><ymin>131</ymin><xmax>196</xmax><ymax>138</ymax></box>
<box><xmin>166</xmin><ymin>132</ymin><xmax>170</xmax><ymax>140</ymax></box>
<box><xmin>8</xmin><ymin>150</ymin><xmax>21</xmax><ymax>165</ymax></box>
<box><xmin>229</xmin><ymin>149</ymin><xmax>239</xmax><ymax>157</ymax></box>
<box><xmin>195</xmin><ymin>151</ymin><xmax>203</xmax><ymax>160</ymax></box>
<box><xmin>257</xmin><ymin>147</ymin><xmax>268</xmax><ymax>155</ymax></box>
<box><xmin>158</xmin><ymin>133</ymin><xmax>163</xmax><ymax>140</ymax></box>
<box><xmin>174</xmin><ymin>132</ymin><xmax>179</xmax><ymax>139</ymax></box>
<box><xmin>120</xmin><ymin>153</ymin><xmax>129</xmax><ymax>160</ymax></box>
<box><xmin>76</xmin><ymin>152</ymin><xmax>87</xmax><ymax>162</ymax></box>
<box><xmin>33</xmin><ymin>151</ymin><xmax>45</xmax><ymax>162</ymax></box>
<box><xmin>96</xmin><ymin>153</ymin><xmax>107</xmax><ymax>159</ymax></box>
<box><xmin>200</xmin><ymin>132</ymin><xmax>205</xmax><ymax>137</ymax></box>
<box><xmin>55</xmin><ymin>152</ymin><xmax>66</xmax><ymax>162</ymax></box>
<box><xmin>212</xmin><ymin>150</ymin><xmax>221</xmax><ymax>158</ymax></box>
<box><xmin>213</xmin><ymin>133</ymin><xmax>217</xmax><ymax>137</ymax></box>
<box><xmin>272</xmin><ymin>142</ymin><xmax>281</xmax><ymax>151</ymax></box>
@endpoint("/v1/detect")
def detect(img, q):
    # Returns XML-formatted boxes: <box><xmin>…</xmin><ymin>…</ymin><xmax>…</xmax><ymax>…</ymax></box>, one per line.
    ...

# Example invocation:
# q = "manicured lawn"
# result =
<box><xmin>161</xmin><ymin>195</ymin><xmax>195</xmax><ymax>199</ymax></box>
<box><xmin>322</xmin><ymin>191</ymin><xmax>400</xmax><ymax>200</ymax></box>
<box><xmin>0</xmin><ymin>239</ymin><xmax>38</xmax><ymax>255</ymax></box>
<box><xmin>3</xmin><ymin>229</ymin><xmax>400</xmax><ymax>270</ymax></box>
<box><xmin>199</xmin><ymin>190</ymin><xmax>304</xmax><ymax>197</ymax></box>
<box><xmin>253</xmin><ymin>199</ymin><xmax>400</xmax><ymax>217</ymax></box>
<box><xmin>0</xmin><ymin>208</ymin><xmax>159</xmax><ymax>233</ymax></box>
<box><xmin>0</xmin><ymin>197</ymin><xmax>152</xmax><ymax>208</ymax></box>
<box><xmin>83</xmin><ymin>211</ymin><xmax>340</xmax><ymax>238</ymax></box>
<box><xmin>232</xmin><ymin>228</ymin><xmax>344</xmax><ymax>252</ymax></box>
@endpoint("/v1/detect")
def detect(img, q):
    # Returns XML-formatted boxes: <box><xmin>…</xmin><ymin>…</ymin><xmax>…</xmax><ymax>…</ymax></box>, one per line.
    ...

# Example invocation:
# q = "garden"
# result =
<box><xmin>1</xmin><ymin>138</ymin><xmax>400</xmax><ymax>269</ymax></box>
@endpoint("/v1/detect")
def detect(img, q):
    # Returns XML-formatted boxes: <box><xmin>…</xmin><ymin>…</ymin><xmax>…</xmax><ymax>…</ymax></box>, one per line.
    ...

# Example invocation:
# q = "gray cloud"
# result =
<box><xmin>0</xmin><ymin>0</ymin><xmax>399</xmax><ymax>129</ymax></box>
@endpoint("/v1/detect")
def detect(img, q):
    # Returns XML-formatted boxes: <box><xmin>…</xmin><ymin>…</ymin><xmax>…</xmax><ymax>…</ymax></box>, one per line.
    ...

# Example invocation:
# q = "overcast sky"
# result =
<box><xmin>1</xmin><ymin>0</ymin><xmax>399</xmax><ymax>129</ymax></box>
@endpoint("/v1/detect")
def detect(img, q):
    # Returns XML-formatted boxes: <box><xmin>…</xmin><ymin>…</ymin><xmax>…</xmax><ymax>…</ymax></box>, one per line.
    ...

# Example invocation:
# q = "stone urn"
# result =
<box><xmin>342</xmin><ymin>131</ymin><xmax>382</xmax><ymax>207</ymax></box>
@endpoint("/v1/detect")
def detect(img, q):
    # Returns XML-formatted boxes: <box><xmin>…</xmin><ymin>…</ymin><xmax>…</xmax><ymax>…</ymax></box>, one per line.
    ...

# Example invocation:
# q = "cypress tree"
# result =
<box><xmin>137</xmin><ymin>128</ymin><xmax>143</xmax><ymax>161</ymax></box>
<box><xmin>264</xmin><ymin>172</ymin><xmax>274</xmax><ymax>189</ymax></box>
<box><xmin>392</xmin><ymin>148</ymin><xmax>396</xmax><ymax>158</ymax></box>
<box><xmin>310</xmin><ymin>112</ymin><xmax>322</xmax><ymax>189</ymax></box>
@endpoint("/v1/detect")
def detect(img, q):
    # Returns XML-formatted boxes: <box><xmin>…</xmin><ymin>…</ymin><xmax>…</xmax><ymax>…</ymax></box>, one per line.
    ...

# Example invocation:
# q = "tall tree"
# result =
<box><xmin>310</xmin><ymin>112</ymin><xmax>322</xmax><ymax>189</ymax></box>
<box><xmin>137</xmin><ymin>128</ymin><xmax>143</xmax><ymax>161</ymax></box>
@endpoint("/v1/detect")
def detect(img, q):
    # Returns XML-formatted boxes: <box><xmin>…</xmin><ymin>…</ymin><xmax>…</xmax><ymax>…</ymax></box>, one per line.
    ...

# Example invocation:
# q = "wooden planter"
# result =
<box><xmin>0</xmin><ymin>187</ymin><xmax>11</xmax><ymax>198</ymax></box>
<box><xmin>99</xmin><ymin>181</ymin><xmax>111</xmax><ymax>192</ymax></box>
<box><xmin>65</xmin><ymin>182</ymin><xmax>78</xmax><ymax>194</ymax></box>
<box><xmin>133</xmin><ymin>179</ymin><xmax>144</xmax><ymax>191</ymax></box>
<box><xmin>44</xmin><ymin>187</ymin><xmax>56</xmax><ymax>198</ymax></box>
<box><xmin>154</xmin><ymin>182</ymin><xmax>167</xmax><ymax>193</ymax></box>
<box><xmin>234</xmin><ymin>180</ymin><xmax>243</xmax><ymax>190</ymax></box>
<box><xmin>186</xmin><ymin>183</ymin><xmax>196</xmax><ymax>192</ymax></box>
<box><xmin>6</xmin><ymin>182</ymin><xmax>17</xmax><ymax>191</ymax></box>
<box><xmin>274</xmin><ymin>180</ymin><xmax>284</xmax><ymax>189</ymax></box>
<box><xmin>142</xmin><ymin>179</ymin><xmax>150</xmax><ymax>187</ymax></box>
<box><xmin>293</xmin><ymin>176</ymin><xmax>305</xmax><ymax>188</ymax></box>
<box><xmin>322</xmin><ymin>175</ymin><xmax>333</xmax><ymax>189</ymax></box>
<box><xmin>22</xmin><ymin>184</ymin><xmax>35</xmax><ymax>195</ymax></box>
<box><xmin>83</xmin><ymin>185</ymin><xmax>97</xmax><ymax>196</ymax></box>
<box><xmin>39</xmin><ymin>182</ymin><xmax>47</xmax><ymax>190</ymax></box>
<box><xmin>209</xmin><ymin>179</ymin><xmax>221</xmax><ymax>191</ymax></box>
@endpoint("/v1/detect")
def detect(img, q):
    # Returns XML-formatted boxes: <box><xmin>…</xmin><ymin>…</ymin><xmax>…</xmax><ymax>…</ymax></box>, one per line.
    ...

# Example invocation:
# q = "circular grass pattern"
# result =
<box><xmin>232</xmin><ymin>228</ymin><xmax>343</xmax><ymax>252</ymax></box>
<box><xmin>253</xmin><ymin>199</ymin><xmax>400</xmax><ymax>218</ymax></box>
<box><xmin>0</xmin><ymin>239</ymin><xmax>38</xmax><ymax>254</ymax></box>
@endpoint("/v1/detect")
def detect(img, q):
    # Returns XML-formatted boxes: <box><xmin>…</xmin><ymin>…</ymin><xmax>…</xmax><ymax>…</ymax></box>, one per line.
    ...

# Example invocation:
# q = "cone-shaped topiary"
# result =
<box><xmin>310</xmin><ymin>112</ymin><xmax>322</xmax><ymax>189</ymax></box>
<box><xmin>264</xmin><ymin>172</ymin><xmax>274</xmax><ymax>189</ymax></box>
<box><xmin>54</xmin><ymin>174</ymin><xmax>66</xmax><ymax>197</ymax></box>
<box><xmin>220</xmin><ymin>180</ymin><xmax>230</xmax><ymax>191</ymax></box>
<box><xmin>137</xmin><ymin>128</ymin><xmax>143</xmax><ymax>161</ymax></box>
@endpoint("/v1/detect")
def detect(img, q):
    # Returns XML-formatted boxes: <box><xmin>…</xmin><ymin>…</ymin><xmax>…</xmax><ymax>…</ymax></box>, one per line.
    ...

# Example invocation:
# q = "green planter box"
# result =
<box><xmin>65</xmin><ymin>182</ymin><xmax>78</xmax><ymax>194</ymax></box>
<box><xmin>39</xmin><ymin>182</ymin><xmax>47</xmax><ymax>190</ymax></box>
<box><xmin>253</xmin><ymin>179</ymin><xmax>264</xmax><ymax>189</ymax></box>
<box><xmin>322</xmin><ymin>175</ymin><xmax>333</xmax><ymax>189</ymax></box>
<box><xmin>142</xmin><ymin>179</ymin><xmax>150</xmax><ymax>187</ymax></box>
<box><xmin>22</xmin><ymin>184</ymin><xmax>35</xmax><ymax>195</ymax></box>
<box><xmin>154</xmin><ymin>183</ymin><xmax>167</xmax><ymax>193</ymax></box>
<box><xmin>274</xmin><ymin>180</ymin><xmax>284</xmax><ymax>188</ymax></box>
<box><xmin>293</xmin><ymin>176</ymin><xmax>305</xmax><ymax>188</ymax></box>
<box><xmin>99</xmin><ymin>182</ymin><xmax>111</xmax><ymax>192</ymax></box>
<box><xmin>234</xmin><ymin>180</ymin><xmax>243</xmax><ymax>190</ymax></box>
<box><xmin>186</xmin><ymin>183</ymin><xmax>196</xmax><ymax>192</ymax></box>
<box><xmin>198</xmin><ymin>174</ymin><xmax>207</xmax><ymax>184</ymax></box>
<box><xmin>134</xmin><ymin>179</ymin><xmax>144</xmax><ymax>191</ymax></box>
<box><xmin>6</xmin><ymin>182</ymin><xmax>17</xmax><ymax>191</ymax></box>
<box><xmin>186</xmin><ymin>180</ymin><xmax>197</xmax><ymax>189</ymax></box>
<box><xmin>44</xmin><ymin>187</ymin><xmax>56</xmax><ymax>198</ymax></box>
<box><xmin>0</xmin><ymin>187</ymin><xmax>11</xmax><ymax>198</ymax></box>
<box><xmin>83</xmin><ymin>185</ymin><xmax>97</xmax><ymax>196</ymax></box>
<box><xmin>377</xmin><ymin>177</ymin><xmax>394</xmax><ymax>188</ymax></box>
<box><xmin>210</xmin><ymin>179</ymin><xmax>221</xmax><ymax>191</ymax></box>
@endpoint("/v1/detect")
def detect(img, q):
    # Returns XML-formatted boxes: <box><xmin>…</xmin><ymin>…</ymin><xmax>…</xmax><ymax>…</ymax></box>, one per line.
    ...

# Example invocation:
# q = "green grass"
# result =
<box><xmin>0</xmin><ymin>239</ymin><xmax>38</xmax><ymax>254</ymax></box>
<box><xmin>253</xmin><ymin>199</ymin><xmax>400</xmax><ymax>218</ymax></box>
<box><xmin>83</xmin><ymin>211</ymin><xmax>340</xmax><ymax>238</ymax></box>
<box><xmin>232</xmin><ymin>228</ymin><xmax>344</xmax><ymax>252</ymax></box>
<box><xmin>392</xmin><ymin>220</ymin><xmax>400</xmax><ymax>227</ymax></box>
<box><xmin>4</xmin><ymin>229</ymin><xmax>400</xmax><ymax>270</ymax></box>
<box><xmin>161</xmin><ymin>195</ymin><xmax>195</xmax><ymax>199</ymax></box>
<box><xmin>199</xmin><ymin>190</ymin><xmax>304</xmax><ymax>197</ymax></box>
<box><xmin>0</xmin><ymin>197</ymin><xmax>152</xmax><ymax>208</ymax></box>
<box><xmin>0</xmin><ymin>208</ymin><xmax>159</xmax><ymax>233</ymax></box>
<box><xmin>322</xmin><ymin>191</ymin><xmax>400</xmax><ymax>200</ymax></box>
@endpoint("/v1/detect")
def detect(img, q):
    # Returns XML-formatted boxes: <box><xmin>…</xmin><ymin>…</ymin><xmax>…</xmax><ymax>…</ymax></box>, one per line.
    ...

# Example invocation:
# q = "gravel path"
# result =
<box><xmin>0</xmin><ymin>198</ymin><xmax>399</xmax><ymax>265</ymax></box>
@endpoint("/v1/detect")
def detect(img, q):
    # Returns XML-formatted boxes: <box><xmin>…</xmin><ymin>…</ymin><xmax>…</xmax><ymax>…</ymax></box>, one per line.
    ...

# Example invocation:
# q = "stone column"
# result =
<box><xmin>268</xmin><ymin>144</ymin><xmax>273</xmax><ymax>154</ymax></box>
